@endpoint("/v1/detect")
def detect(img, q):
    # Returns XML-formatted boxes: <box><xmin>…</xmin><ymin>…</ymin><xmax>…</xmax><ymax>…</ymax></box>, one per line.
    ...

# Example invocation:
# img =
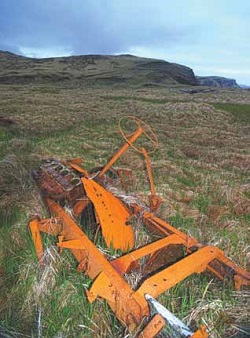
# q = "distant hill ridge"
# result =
<box><xmin>0</xmin><ymin>51</ymin><xmax>240</xmax><ymax>88</ymax></box>
<box><xmin>0</xmin><ymin>51</ymin><xmax>199</xmax><ymax>86</ymax></box>
<box><xmin>197</xmin><ymin>76</ymin><xmax>240</xmax><ymax>88</ymax></box>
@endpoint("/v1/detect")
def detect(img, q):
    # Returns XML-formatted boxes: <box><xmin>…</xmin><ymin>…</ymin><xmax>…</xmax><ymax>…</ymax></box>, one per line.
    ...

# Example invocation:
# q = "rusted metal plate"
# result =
<box><xmin>82</xmin><ymin>177</ymin><xmax>135</xmax><ymax>251</ymax></box>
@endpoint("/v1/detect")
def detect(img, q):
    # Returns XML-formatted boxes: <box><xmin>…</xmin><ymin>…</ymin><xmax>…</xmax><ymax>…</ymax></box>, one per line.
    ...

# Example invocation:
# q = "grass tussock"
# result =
<box><xmin>0</xmin><ymin>153</ymin><xmax>39</xmax><ymax>217</ymax></box>
<box><xmin>0</xmin><ymin>84</ymin><xmax>249</xmax><ymax>337</ymax></box>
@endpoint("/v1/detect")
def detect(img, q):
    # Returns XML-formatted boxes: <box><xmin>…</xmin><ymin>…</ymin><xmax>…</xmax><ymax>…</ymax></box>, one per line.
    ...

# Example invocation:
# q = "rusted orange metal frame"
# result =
<box><xmin>29</xmin><ymin>122</ymin><xmax>250</xmax><ymax>337</ymax></box>
<box><xmin>29</xmin><ymin>195</ymin><xmax>250</xmax><ymax>335</ymax></box>
<box><xmin>30</xmin><ymin>199</ymin><xmax>214</xmax><ymax>337</ymax></box>
<box><xmin>142</xmin><ymin>212</ymin><xmax>250</xmax><ymax>290</ymax></box>
<box><xmin>29</xmin><ymin>199</ymin><xmax>149</xmax><ymax>332</ymax></box>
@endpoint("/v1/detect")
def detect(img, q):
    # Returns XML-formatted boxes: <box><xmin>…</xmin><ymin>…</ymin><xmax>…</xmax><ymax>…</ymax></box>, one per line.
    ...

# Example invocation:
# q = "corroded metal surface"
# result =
<box><xmin>32</xmin><ymin>159</ymin><xmax>85</xmax><ymax>207</ymax></box>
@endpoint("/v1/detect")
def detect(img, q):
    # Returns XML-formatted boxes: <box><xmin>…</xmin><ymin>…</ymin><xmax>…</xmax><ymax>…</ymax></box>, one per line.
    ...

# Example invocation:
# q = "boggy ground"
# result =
<box><xmin>0</xmin><ymin>84</ymin><xmax>249</xmax><ymax>337</ymax></box>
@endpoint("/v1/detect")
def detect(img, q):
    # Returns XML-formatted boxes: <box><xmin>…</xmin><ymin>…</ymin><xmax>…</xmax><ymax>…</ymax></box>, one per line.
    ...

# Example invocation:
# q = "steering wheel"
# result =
<box><xmin>119</xmin><ymin>116</ymin><xmax>158</xmax><ymax>154</ymax></box>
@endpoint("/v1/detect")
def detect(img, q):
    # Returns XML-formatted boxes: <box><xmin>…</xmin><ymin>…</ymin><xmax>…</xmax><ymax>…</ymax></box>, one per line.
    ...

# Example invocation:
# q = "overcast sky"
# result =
<box><xmin>0</xmin><ymin>0</ymin><xmax>249</xmax><ymax>84</ymax></box>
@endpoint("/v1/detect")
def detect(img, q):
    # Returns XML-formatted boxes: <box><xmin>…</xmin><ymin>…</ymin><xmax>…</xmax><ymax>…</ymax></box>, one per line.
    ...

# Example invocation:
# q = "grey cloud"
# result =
<box><xmin>0</xmin><ymin>0</ymin><xmax>189</xmax><ymax>56</ymax></box>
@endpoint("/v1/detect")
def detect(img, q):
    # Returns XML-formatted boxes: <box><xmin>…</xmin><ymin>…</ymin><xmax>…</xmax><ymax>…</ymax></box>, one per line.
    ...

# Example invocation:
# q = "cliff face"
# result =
<box><xmin>197</xmin><ymin>76</ymin><xmax>240</xmax><ymax>88</ymax></box>
<box><xmin>0</xmin><ymin>51</ymin><xmax>198</xmax><ymax>87</ymax></box>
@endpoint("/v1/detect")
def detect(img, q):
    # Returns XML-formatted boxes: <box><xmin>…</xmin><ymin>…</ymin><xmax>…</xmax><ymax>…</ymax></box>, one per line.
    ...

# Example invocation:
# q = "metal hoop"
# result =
<box><xmin>119</xmin><ymin>116</ymin><xmax>158</xmax><ymax>154</ymax></box>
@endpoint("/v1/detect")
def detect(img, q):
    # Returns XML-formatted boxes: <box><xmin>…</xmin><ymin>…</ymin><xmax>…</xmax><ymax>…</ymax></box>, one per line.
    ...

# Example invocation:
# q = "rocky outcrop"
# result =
<box><xmin>197</xmin><ymin>76</ymin><xmax>240</xmax><ymax>88</ymax></box>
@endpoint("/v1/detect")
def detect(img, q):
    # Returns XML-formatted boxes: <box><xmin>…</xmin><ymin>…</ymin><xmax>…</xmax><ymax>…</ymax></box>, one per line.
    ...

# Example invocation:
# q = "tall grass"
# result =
<box><xmin>0</xmin><ymin>84</ymin><xmax>249</xmax><ymax>337</ymax></box>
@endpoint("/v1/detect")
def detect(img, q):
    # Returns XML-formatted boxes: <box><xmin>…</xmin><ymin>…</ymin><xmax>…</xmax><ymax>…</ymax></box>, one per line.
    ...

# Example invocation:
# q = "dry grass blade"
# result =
<box><xmin>0</xmin><ymin>153</ymin><xmax>39</xmax><ymax>217</ymax></box>
<box><xmin>19</xmin><ymin>246</ymin><xmax>64</xmax><ymax>315</ymax></box>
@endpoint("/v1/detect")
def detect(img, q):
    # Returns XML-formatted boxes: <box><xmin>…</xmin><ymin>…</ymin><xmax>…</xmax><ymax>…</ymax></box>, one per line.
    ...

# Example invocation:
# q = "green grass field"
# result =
<box><xmin>0</xmin><ymin>84</ymin><xmax>249</xmax><ymax>337</ymax></box>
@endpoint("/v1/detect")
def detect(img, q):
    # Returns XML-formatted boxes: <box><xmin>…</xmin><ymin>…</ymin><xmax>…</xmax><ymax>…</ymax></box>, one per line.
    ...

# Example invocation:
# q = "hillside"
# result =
<box><xmin>0</xmin><ymin>51</ymin><xmax>199</xmax><ymax>86</ymax></box>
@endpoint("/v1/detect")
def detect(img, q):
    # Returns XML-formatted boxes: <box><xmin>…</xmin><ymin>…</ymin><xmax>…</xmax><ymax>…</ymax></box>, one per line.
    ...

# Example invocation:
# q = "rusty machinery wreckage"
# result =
<box><xmin>30</xmin><ymin>116</ymin><xmax>250</xmax><ymax>337</ymax></box>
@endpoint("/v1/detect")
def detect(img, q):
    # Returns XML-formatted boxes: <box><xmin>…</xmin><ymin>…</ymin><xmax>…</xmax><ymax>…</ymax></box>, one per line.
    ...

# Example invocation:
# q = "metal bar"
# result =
<box><xmin>138</xmin><ymin>313</ymin><xmax>165</xmax><ymax>338</ymax></box>
<box><xmin>142</xmin><ymin>147</ymin><xmax>156</xmax><ymax>197</ymax></box>
<box><xmin>143</xmin><ymin>212</ymin><xmax>199</xmax><ymax>247</ymax></box>
<box><xmin>135</xmin><ymin>246</ymin><xmax>220</xmax><ymax>299</ymax></box>
<box><xmin>98</xmin><ymin>126</ymin><xmax>143</xmax><ymax>178</ymax></box>
<box><xmin>142</xmin><ymin>213</ymin><xmax>250</xmax><ymax>288</ymax></box>
<box><xmin>66</xmin><ymin>161</ymin><xmax>90</xmax><ymax>177</ymax></box>
<box><xmin>29</xmin><ymin>219</ymin><xmax>45</xmax><ymax>265</ymax></box>
<box><xmin>145</xmin><ymin>294</ymin><xmax>193</xmax><ymax>338</ymax></box>
<box><xmin>111</xmin><ymin>234</ymin><xmax>185</xmax><ymax>274</ymax></box>
<box><xmin>214</xmin><ymin>250</ymin><xmax>250</xmax><ymax>289</ymax></box>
